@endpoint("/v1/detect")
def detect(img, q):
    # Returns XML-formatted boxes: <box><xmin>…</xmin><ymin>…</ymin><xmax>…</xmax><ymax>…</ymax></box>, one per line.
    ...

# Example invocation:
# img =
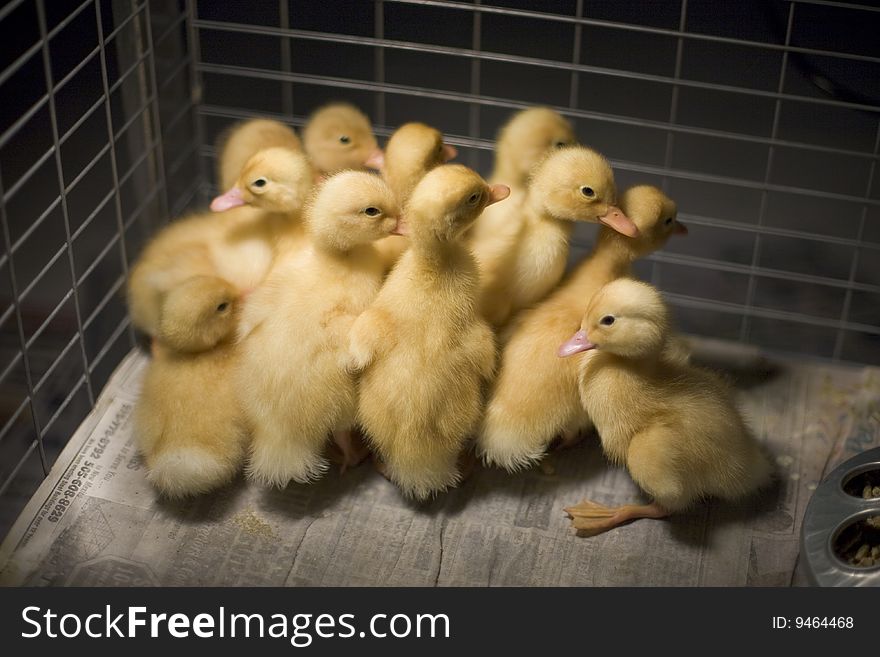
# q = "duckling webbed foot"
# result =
<box><xmin>563</xmin><ymin>499</ymin><xmax>669</xmax><ymax>537</ymax></box>
<box><xmin>327</xmin><ymin>429</ymin><xmax>370</xmax><ymax>474</ymax></box>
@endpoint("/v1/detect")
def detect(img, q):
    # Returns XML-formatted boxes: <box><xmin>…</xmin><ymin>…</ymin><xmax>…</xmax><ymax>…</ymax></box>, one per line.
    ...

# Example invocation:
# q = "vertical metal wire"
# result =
<box><xmin>35</xmin><ymin>0</ymin><xmax>96</xmax><ymax>416</ymax></box>
<box><xmin>186</xmin><ymin>0</ymin><xmax>210</xmax><ymax>197</ymax></box>
<box><xmin>568</xmin><ymin>0</ymin><xmax>583</xmax><ymax>109</ymax></box>
<box><xmin>279</xmin><ymin>0</ymin><xmax>294</xmax><ymax>118</ymax></box>
<box><xmin>94</xmin><ymin>0</ymin><xmax>135</xmax><ymax>349</ymax></box>
<box><xmin>739</xmin><ymin>1</ymin><xmax>796</xmax><ymax>343</ymax></box>
<box><xmin>467</xmin><ymin>0</ymin><xmax>482</xmax><ymax>169</ymax></box>
<box><xmin>142</xmin><ymin>1</ymin><xmax>170</xmax><ymax>220</ymax></box>
<box><xmin>0</xmin><ymin>169</ymin><xmax>47</xmax><ymax>474</ymax></box>
<box><xmin>373</xmin><ymin>0</ymin><xmax>386</xmax><ymax>128</ymax></box>
<box><xmin>833</xmin><ymin>120</ymin><xmax>880</xmax><ymax>359</ymax></box>
<box><xmin>654</xmin><ymin>0</ymin><xmax>689</xmax><ymax>288</ymax></box>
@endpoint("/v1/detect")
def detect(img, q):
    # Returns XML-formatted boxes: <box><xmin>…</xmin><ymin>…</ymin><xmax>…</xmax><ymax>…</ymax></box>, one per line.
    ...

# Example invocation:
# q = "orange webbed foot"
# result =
<box><xmin>563</xmin><ymin>500</ymin><xmax>669</xmax><ymax>537</ymax></box>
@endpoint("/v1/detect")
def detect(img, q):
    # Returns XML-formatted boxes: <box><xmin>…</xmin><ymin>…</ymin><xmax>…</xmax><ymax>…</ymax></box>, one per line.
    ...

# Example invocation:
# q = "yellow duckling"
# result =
<box><xmin>558</xmin><ymin>278</ymin><xmax>773</xmax><ymax>536</ymax></box>
<box><xmin>237</xmin><ymin>172</ymin><xmax>401</xmax><ymax>487</ymax></box>
<box><xmin>349</xmin><ymin>165</ymin><xmax>509</xmax><ymax>499</ymax></box>
<box><xmin>374</xmin><ymin>121</ymin><xmax>457</xmax><ymax>271</ymax></box>
<box><xmin>302</xmin><ymin>102</ymin><xmax>381</xmax><ymax>175</ymax></box>
<box><xmin>216</xmin><ymin>118</ymin><xmax>302</xmax><ymax>192</ymax></box>
<box><xmin>479</xmin><ymin>186</ymin><xmax>685</xmax><ymax>471</ymax></box>
<box><xmin>468</xmin><ymin>107</ymin><xmax>576</xmax><ymax>271</ymax></box>
<box><xmin>478</xmin><ymin>146</ymin><xmax>637</xmax><ymax>328</ymax></box>
<box><xmin>134</xmin><ymin>277</ymin><xmax>247</xmax><ymax>498</ymax></box>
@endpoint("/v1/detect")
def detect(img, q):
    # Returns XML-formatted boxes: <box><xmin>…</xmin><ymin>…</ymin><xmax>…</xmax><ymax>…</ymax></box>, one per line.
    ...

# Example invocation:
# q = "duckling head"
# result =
<box><xmin>405</xmin><ymin>164</ymin><xmax>510</xmax><ymax>243</ymax></box>
<box><xmin>305</xmin><ymin>171</ymin><xmax>401</xmax><ymax>251</ymax></box>
<box><xmin>383</xmin><ymin>122</ymin><xmax>457</xmax><ymax>201</ymax></box>
<box><xmin>529</xmin><ymin>146</ymin><xmax>638</xmax><ymax>237</ymax></box>
<box><xmin>558</xmin><ymin>279</ymin><xmax>669</xmax><ymax>360</ymax></box>
<box><xmin>210</xmin><ymin>147</ymin><xmax>313</xmax><ymax>214</ymax></box>
<box><xmin>614</xmin><ymin>185</ymin><xmax>687</xmax><ymax>256</ymax></box>
<box><xmin>302</xmin><ymin>103</ymin><xmax>380</xmax><ymax>175</ymax></box>
<box><xmin>157</xmin><ymin>276</ymin><xmax>239</xmax><ymax>353</ymax></box>
<box><xmin>495</xmin><ymin>107</ymin><xmax>576</xmax><ymax>185</ymax></box>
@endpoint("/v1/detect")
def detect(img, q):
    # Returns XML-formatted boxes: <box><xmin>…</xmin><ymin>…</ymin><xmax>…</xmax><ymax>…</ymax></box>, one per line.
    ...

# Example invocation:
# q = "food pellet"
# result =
<box><xmin>865</xmin><ymin>484</ymin><xmax>874</xmax><ymax>499</ymax></box>
<box><xmin>854</xmin><ymin>544</ymin><xmax>870</xmax><ymax>561</ymax></box>
<box><xmin>873</xmin><ymin>486</ymin><xmax>880</xmax><ymax>497</ymax></box>
<box><xmin>872</xmin><ymin>546</ymin><xmax>880</xmax><ymax>559</ymax></box>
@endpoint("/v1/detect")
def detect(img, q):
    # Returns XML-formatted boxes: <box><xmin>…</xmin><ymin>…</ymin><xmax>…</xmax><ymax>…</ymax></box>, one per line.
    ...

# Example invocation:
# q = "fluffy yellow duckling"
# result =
<box><xmin>216</xmin><ymin>118</ymin><xmax>302</xmax><ymax>192</ymax></box>
<box><xmin>349</xmin><ymin>165</ymin><xmax>510</xmax><ymax>499</ymax></box>
<box><xmin>302</xmin><ymin>103</ymin><xmax>381</xmax><ymax>175</ymax></box>
<box><xmin>479</xmin><ymin>186</ymin><xmax>686</xmax><ymax>471</ymax></box>
<box><xmin>478</xmin><ymin>146</ymin><xmax>637</xmax><ymax>328</ymax></box>
<box><xmin>374</xmin><ymin>122</ymin><xmax>457</xmax><ymax>271</ymax></box>
<box><xmin>490</xmin><ymin>107</ymin><xmax>577</xmax><ymax>191</ymax></box>
<box><xmin>129</xmin><ymin>150</ymin><xmax>314</xmax><ymax>342</ymax></box>
<box><xmin>237</xmin><ymin>172</ymin><xmax>401</xmax><ymax>487</ymax></box>
<box><xmin>558</xmin><ymin>278</ymin><xmax>773</xmax><ymax>536</ymax></box>
<box><xmin>468</xmin><ymin>107</ymin><xmax>576</xmax><ymax>270</ymax></box>
<box><xmin>134</xmin><ymin>277</ymin><xmax>247</xmax><ymax>498</ymax></box>
<box><xmin>210</xmin><ymin>147</ymin><xmax>314</xmax><ymax>217</ymax></box>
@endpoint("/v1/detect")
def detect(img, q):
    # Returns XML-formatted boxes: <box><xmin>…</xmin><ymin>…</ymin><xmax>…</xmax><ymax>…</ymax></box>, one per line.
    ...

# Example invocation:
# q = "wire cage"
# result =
<box><xmin>0</xmin><ymin>0</ymin><xmax>878</xmax><ymax>539</ymax></box>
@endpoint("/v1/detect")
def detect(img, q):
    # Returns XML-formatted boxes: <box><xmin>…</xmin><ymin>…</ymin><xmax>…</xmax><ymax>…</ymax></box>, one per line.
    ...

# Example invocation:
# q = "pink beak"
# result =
<box><xmin>558</xmin><ymin>330</ymin><xmax>596</xmax><ymax>358</ymax></box>
<box><xmin>210</xmin><ymin>187</ymin><xmax>245</xmax><ymax>212</ymax></box>
<box><xmin>365</xmin><ymin>148</ymin><xmax>385</xmax><ymax>170</ymax></box>
<box><xmin>674</xmin><ymin>220</ymin><xmax>688</xmax><ymax>235</ymax></box>
<box><xmin>487</xmin><ymin>184</ymin><xmax>511</xmax><ymax>206</ymax></box>
<box><xmin>598</xmin><ymin>205</ymin><xmax>638</xmax><ymax>237</ymax></box>
<box><xmin>442</xmin><ymin>144</ymin><xmax>458</xmax><ymax>162</ymax></box>
<box><xmin>391</xmin><ymin>217</ymin><xmax>409</xmax><ymax>236</ymax></box>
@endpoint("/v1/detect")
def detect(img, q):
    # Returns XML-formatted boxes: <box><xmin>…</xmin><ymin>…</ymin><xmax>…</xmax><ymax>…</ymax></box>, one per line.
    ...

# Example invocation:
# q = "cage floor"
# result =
<box><xmin>1</xmin><ymin>341</ymin><xmax>878</xmax><ymax>587</ymax></box>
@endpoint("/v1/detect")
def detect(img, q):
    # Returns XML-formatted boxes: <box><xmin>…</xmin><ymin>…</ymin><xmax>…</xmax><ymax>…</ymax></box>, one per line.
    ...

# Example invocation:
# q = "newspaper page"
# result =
<box><xmin>1</xmin><ymin>345</ymin><xmax>878</xmax><ymax>586</ymax></box>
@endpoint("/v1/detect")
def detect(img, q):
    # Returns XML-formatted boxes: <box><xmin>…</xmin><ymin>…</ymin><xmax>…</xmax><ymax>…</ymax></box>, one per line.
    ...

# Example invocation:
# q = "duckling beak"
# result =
<box><xmin>487</xmin><ymin>184</ymin><xmax>511</xmax><ymax>206</ymax></box>
<box><xmin>391</xmin><ymin>217</ymin><xmax>410</xmax><ymax>236</ymax></box>
<box><xmin>674</xmin><ymin>220</ymin><xmax>688</xmax><ymax>235</ymax></box>
<box><xmin>365</xmin><ymin>148</ymin><xmax>385</xmax><ymax>171</ymax></box>
<box><xmin>557</xmin><ymin>330</ymin><xmax>596</xmax><ymax>357</ymax></box>
<box><xmin>210</xmin><ymin>187</ymin><xmax>245</xmax><ymax>212</ymax></box>
<box><xmin>441</xmin><ymin>144</ymin><xmax>458</xmax><ymax>162</ymax></box>
<box><xmin>598</xmin><ymin>205</ymin><xmax>638</xmax><ymax>237</ymax></box>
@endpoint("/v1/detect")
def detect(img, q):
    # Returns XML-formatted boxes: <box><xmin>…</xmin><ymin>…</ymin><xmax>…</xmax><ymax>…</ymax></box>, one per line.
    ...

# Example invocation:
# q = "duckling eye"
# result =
<box><xmin>581</xmin><ymin>186</ymin><xmax>595</xmax><ymax>198</ymax></box>
<box><xmin>216</xmin><ymin>302</ymin><xmax>229</xmax><ymax>312</ymax></box>
<box><xmin>554</xmin><ymin>141</ymin><xmax>568</xmax><ymax>148</ymax></box>
<box><xmin>252</xmin><ymin>178</ymin><xmax>267</xmax><ymax>188</ymax></box>
<box><xmin>339</xmin><ymin>135</ymin><xmax>351</xmax><ymax>144</ymax></box>
<box><xmin>664</xmin><ymin>217</ymin><xmax>673</xmax><ymax>226</ymax></box>
<box><xmin>467</xmin><ymin>192</ymin><xmax>481</xmax><ymax>205</ymax></box>
<box><xmin>364</xmin><ymin>207</ymin><xmax>381</xmax><ymax>217</ymax></box>
<box><xmin>599</xmin><ymin>315</ymin><xmax>615</xmax><ymax>326</ymax></box>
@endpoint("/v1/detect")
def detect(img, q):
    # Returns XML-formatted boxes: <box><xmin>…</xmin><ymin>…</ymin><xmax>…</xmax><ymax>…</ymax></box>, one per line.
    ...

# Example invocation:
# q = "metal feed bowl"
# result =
<box><xmin>801</xmin><ymin>447</ymin><xmax>880</xmax><ymax>587</ymax></box>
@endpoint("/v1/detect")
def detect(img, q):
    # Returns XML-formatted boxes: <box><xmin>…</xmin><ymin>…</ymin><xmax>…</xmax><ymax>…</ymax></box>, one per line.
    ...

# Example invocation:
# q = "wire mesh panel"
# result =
<box><xmin>190</xmin><ymin>0</ymin><xmax>880</xmax><ymax>364</ymax></box>
<box><xmin>0</xmin><ymin>0</ymin><xmax>199</xmax><ymax>536</ymax></box>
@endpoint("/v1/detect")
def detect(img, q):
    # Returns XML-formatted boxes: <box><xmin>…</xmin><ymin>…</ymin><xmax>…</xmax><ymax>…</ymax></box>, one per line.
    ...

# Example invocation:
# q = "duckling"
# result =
<box><xmin>210</xmin><ymin>147</ymin><xmax>314</xmax><ymax>217</ymax></box>
<box><xmin>477</xmin><ymin>146</ymin><xmax>638</xmax><ymax>328</ymax></box>
<box><xmin>134</xmin><ymin>277</ymin><xmax>247</xmax><ymax>498</ymax></box>
<box><xmin>349</xmin><ymin>165</ymin><xmax>510</xmax><ymax>500</ymax></box>
<box><xmin>557</xmin><ymin>278</ymin><xmax>773</xmax><ymax>536</ymax></box>
<box><xmin>302</xmin><ymin>103</ymin><xmax>380</xmax><ymax>175</ymax></box>
<box><xmin>237</xmin><ymin>172</ymin><xmax>401</xmax><ymax>487</ymax></box>
<box><xmin>129</xmin><ymin>150</ymin><xmax>313</xmax><ymax>343</ymax></box>
<box><xmin>216</xmin><ymin>118</ymin><xmax>302</xmax><ymax>192</ymax></box>
<box><xmin>491</xmin><ymin>107</ymin><xmax>577</xmax><ymax>191</ymax></box>
<box><xmin>479</xmin><ymin>186</ymin><xmax>686</xmax><ymax>471</ymax></box>
<box><xmin>467</xmin><ymin>107</ymin><xmax>575</xmax><ymax>274</ymax></box>
<box><xmin>129</xmin><ymin>207</ymin><xmax>296</xmax><ymax>344</ymax></box>
<box><xmin>374</xmin><ymin>122</ymin><xmax>457</xmax><ymax>271</ymax></box>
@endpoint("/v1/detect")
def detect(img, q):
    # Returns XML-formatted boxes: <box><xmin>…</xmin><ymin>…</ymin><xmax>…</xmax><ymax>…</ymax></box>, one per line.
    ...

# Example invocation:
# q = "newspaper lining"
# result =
<box><xmin>1</xmin><ymin>345</ymin><xmax>878</xmax><ymax>586</ymax></box>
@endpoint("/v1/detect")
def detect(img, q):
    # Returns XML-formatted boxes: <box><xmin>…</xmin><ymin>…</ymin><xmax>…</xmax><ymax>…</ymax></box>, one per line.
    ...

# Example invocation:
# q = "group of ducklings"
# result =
<box><xmin>128</xmin><ymin>102</ymin><xmax>772</xmax><ymax>537</ymax></box>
